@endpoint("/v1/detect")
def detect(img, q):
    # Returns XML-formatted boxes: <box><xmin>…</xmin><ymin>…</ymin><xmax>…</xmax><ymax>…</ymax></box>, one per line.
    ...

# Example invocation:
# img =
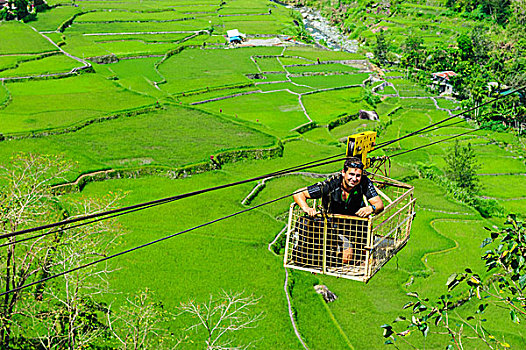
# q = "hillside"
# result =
<box><xmin>0</xmin><ymin>0</ymin><xmax>525</xmax><ymax>348</ymax></box>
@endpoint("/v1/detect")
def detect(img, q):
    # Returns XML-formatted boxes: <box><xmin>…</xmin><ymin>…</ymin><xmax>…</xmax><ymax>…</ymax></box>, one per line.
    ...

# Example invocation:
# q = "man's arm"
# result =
<box><xmin>293</xmin><ymin>188</ymin><xmax>317</xmax><ymax>216</ymax></box>
<box><xmin>355</xmin><ymin>195</ymin><xmax>384</xmax><ymax>218</ymax></box>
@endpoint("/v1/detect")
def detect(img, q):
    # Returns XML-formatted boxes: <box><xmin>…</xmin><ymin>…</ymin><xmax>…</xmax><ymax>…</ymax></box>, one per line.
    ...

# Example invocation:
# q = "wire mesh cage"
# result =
<box><xmin>283</xmin><ymin>173</ymin><xmax>415</xmax><ymax>282</ymax></box>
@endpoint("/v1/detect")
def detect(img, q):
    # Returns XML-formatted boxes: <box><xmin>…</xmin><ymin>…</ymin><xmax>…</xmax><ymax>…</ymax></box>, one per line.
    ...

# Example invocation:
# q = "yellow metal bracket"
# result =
<box><xmin>346</xmin><ymin>131</ymin><xmax>377</xmax><ymax>168</ymax></box>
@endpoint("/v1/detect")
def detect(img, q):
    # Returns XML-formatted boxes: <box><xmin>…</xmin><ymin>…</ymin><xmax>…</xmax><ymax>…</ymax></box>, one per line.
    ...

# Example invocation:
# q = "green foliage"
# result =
<box><xmin>382</xmin><ymin>215</ymin><xmax>526</xmax><ymax>349</ymax></box>
<box><xmin>374</xmin><ymin>29</ymin><xmax>389</xmax><ymax>66</ymax></box>
<box><xmin>401</xmin><ymin>33</ymin><xmax>425</xmax><ymax>68</ymax></box>
<box><xmin>444</xmin><ymin>140</ymin><xmax>480</xmax><ymax>193</ymax></box>
<box><xmin>108</xmin><ymin>289</ymin><xmax>178</xmax><ymax>349</ymax></box>
<box><xmin>413</xmin><ymin>161</ymin><xmax>505</xmax><ymax>218</ymax></box>
<box><xmin>364</xmin><ymin>88</ymin><xmax>381</xmax><ymax>107</ymax></box>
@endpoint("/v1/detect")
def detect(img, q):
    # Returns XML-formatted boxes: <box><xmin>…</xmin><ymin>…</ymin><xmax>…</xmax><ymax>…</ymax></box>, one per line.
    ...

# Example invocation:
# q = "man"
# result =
<box><xmin>293</xmin><ymin>157</ymin><xmax>384</xmax><ymax>217</ymax></box>
<box><xmin>292</xmin><ymin>157</ymin><xmax>384</xmax><ymax>266</ymax></box>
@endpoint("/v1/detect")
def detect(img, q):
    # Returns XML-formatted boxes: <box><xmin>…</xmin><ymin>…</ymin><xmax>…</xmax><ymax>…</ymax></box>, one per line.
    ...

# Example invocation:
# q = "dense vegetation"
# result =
<box><xmin>284</xmin><ymin>0</ymin><xmax>526</xmax><ymax>130</ymax></box>
<box><xmin>0</xmin><ymin>0</ymin><xmax>525</xmax><ymax>348</ymax></box>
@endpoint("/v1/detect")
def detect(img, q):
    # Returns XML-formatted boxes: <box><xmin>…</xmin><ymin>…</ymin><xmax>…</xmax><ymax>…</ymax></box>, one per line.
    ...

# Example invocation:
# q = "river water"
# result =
<box><xmin>271</xmin><ymin>1</ymin><xmax>359</xmax><ymax>53</ymax></box>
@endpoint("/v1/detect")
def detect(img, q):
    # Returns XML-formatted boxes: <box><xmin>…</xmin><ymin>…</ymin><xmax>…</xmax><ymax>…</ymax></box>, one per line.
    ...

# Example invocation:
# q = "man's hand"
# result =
<box><xmin>356</xmin><ymin>206</ymin><xmax>374</xmax><ymax>218</ymax></box>
<box><xmin>302</xmin><ymin>206</ymin><xmax>317</xmax><ymax>217</ymax></box>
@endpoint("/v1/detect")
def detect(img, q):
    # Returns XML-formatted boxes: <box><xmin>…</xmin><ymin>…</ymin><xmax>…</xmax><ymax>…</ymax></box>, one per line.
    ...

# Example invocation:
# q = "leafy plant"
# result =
<box><xmin>444</xmin><ymin>140</ymin><xmax>480</xmax><ymax>193</ymax></box>
<box><xmin>382</xmin><ymin>215</ymin><xmax>526</xmax><ymax>349</ymax></box>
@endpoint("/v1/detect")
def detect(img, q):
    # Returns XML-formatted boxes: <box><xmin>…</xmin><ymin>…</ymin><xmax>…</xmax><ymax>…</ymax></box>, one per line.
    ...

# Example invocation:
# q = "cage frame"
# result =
<box><xmin>283</xmin><ymin>173</ymin><xmax>415</xmax><ymax>282</ymax></box>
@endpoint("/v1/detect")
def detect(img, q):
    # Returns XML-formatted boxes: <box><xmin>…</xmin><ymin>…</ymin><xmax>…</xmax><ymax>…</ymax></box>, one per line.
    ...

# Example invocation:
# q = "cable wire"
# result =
<box><xmin>373</xmin><ymin>85</ymin><xmax>526</xmax><ymax>150</ymax></box>
<box><xmin>389</xmin><ymin>128</ymin><xmax>481</xmax><ymax>158</ymax></box>
<box><xmin>0</xmin><ymin>155</ymin><xmax>346</xmax><ymax>241</ymax></box>
<box><xmin>7</xmin><ymin>86</ymin><xmax>524</xmax><ymax>241</ymax></box>
<box><xmin>0</xmin><ymin>189</ymin><xmax>302</xmax><ymax>297</ymax></box>
<box><xmin>0</xmin><ymin>126</ymin><xmax>487</xmax><ymax>296</ymax></box>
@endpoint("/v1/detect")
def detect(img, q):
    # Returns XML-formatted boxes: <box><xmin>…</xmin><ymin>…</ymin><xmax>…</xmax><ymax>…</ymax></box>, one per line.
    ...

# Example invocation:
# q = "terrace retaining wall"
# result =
<box><xmin>2</xmin><ymin>105</ymin><xmax>159</xmax><ymax>140</ymax></box>
<box><xmin>51</xmin><ymin>142</ymin><xmax>284</xmax><ymax>194</ymax></box>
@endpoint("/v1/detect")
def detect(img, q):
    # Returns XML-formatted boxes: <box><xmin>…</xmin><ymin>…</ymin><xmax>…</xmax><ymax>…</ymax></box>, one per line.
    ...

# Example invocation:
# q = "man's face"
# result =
<box><xmin>342</xmin><ymin>167</ymin><xmax>362</xmax><ymax>189</ymax></box>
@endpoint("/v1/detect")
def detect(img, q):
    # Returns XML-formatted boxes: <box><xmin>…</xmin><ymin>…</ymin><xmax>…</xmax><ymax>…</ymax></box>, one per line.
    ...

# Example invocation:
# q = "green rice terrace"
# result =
<box><xmin>0</xmin><ymin>0</ymin><xmax>525</xmax><ymax>348</ymax></box>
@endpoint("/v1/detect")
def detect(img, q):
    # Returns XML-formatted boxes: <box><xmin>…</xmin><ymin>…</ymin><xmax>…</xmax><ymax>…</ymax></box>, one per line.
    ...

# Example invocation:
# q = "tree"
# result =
<box><xmin>444</xmin><ymin>140</ymin><xmax>480</xmax><ymax>193</ymax></box>
<box><xmin>482</xmin><ymin>0</ymin><xmax>511</xmax><ymax>25</ymax></box>
<box><xmin>402</xmin><ymin>33</ymin><xmax>425</xmax><ymax>68</ymax></box>
<box><xmin>0</xmin><ymin>153</ymin><xmax>125</xmax><ymax>348</ymax></box>
<box><xmin>470</xmin><ymin>26</ymin><xmax>491</xmax><ymax>64</ymax></box>
<box><xmin>374</xmin><ymin>29</ymin><xmax>389</xmax><ymax>66</ymax></box>
<box><xmin>178</xmin><ymin>290</ymin><xmax>264</xmax><ymax>350</ymax></box>
<box><xmin>511</xmin><ymin>0</ymin><xmax>526</xmax><ymax>25</ymax></box>
<box><xmin>0</xmin><ymin>153</ymin><xmax>71</xmax><ymax>347</ymax></box>
<box><xmin>381</xmin><ymin>215</ymin><xmax>526</xmax><ymax>349</ymax></box>
<box><xmin>27</xmin><ymin>194</ymin><xmax>125</xmax><ymax>349</ymax></box>
<box><xmin>457</xmin><ymin>34</ymin><xmax>474</xmax><ymax>61</ymax></box>
<box><xmin>107</xmin><ymin>289</ymin><xmax>181</xmax><ymax>350</ymax></box>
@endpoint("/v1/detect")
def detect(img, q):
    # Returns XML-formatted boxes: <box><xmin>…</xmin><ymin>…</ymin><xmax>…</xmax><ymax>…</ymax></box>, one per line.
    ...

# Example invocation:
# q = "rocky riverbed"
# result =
<box><xmin>299</xmin><ymin>7</ymin><xmax>359</xmax><ymax>53</ymax></box>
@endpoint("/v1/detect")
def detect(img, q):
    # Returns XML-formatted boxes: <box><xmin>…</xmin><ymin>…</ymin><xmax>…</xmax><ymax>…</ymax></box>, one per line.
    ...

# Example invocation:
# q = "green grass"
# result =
<box><xmin>178</xmin><ymin>86</ymin><xmax>259</xmax><ymax>104</ymax></box>
<box><xmin>67</xmin><ymin>19</ymin><xmax>211</xmax><ymax>34</ymax></box>
<box><xmin>301</xmin><ymin>127</ymin><xmax>338</xmax><ymax>144</ymax></box>
<box><xmin>498</xmin><ymin>198</ymin><xmax>526</xmax><ymax>217</ymax></box>
<box><xmin>1</xmin><ymin>74</ymin><xmax>154</xmax><ymax>134</ymax></box>
<box><xmin>257</xmin><ymin>82</ymin><xmax>314</xmax><ymax>94</ymax></box>
<box><xmin>377</xmin><ymin>85</ymin><xmax>397</xmax><ymax>95</ymax></box>
<box><xmin>479</xmin><ymin>175</ymin><xmax>526</xmax><ymax>199</ymax></box>
<box><xmin>71</xmin><ymin>174</ymin><xmax>301</xmax><ymax>349</ymax></box>
<box><xmin>217</xmin><ymin>4</ymin><xmax>291</xmax><ymax>35</ymax></box>
<box><xmin>302</xmin><ymin>87</ymin><xmax>372</xmax><ymax>124</ymax></box>
<box><xmin>61</xmin><ymin>33</ymin><xmax>111</xmax><ymax>58</ymax></box>
<box><xmin>196</xmin><ymin>90</ymin><xmax>309</xmax><ymax>137</ymax></box>
<box><xmin>330</xmin><ymin>119</ymin><xmax>378</xmax><ymax>140</ymax></box>
<box><xmin>0</xmin><ymin>54</ymin><xmax>81</xmax><ymax>78</ymax></box>
<box><xmin>262</xmin><ymin>73</ymin><xmax>289</xmax><ymax>81</ymax></box>
<box><xmin>0</xmin><ymin>83</ymin><xmax>8</xmax><ymax>106</ymax></box>
<box><xmin>412</xmin><ymin>178</ymin><xmax>476</xmax><ymax>214</ymax></box>
<box><xmin>0</xmin><ymin>55</ymin><xmax>39</xmax><ymax>71</ymax></box>
<box><xmin>287</xmin><ymin>63</ymin><xmax>359</xmax><ymax>74</ymax></box>
<box><xmin>88</xmin><ymin>33</ymin><xmax>191</xmax><ymax>43</ymax></box>
<box><xmin>31</xmin><ymin>6</ymin><xmax>82</xmax><ymax>31</ymax></box>
<box><xmin>0</xmin><ymin>21</ymin><xmax>58</xmax><ymax>54</ymax></box>
<box><xmin>75</xmin><ymin>11</ymin><xmax>192</xmax><ymax>22</ymax></box>
<box><xmin>0</xmin><ymin>105</ymin><xmax>276</xmax><ymax>179</ymax></box>
<box><xmin>280</xmin><ymin>56</ymin><xmax>313</xmax><ymax>65</ymax></box>
<box><xmin>475</xmin><ymin>155</ymin><xmax>526</xmax><ymax>174</ymax></box>
<box><xmin>94</xmin><ymin>40</ymin><xmax>177</xmax><ymax>57</ymax></box>
<box><xmin>435</xmin><ymin>97</ymin><xmax>461</xmax><ymax>110</ymax></box>
<box><xmin>384</xmin><ymin>70</ymin><xmax>404</xmax><ymax>77</ymax></box>
<box><xmin>390</xmin><ymin>78</ymin><xmax>434</xmax><ymax>97</ymax></box>
<box><xmin>255</xmin><ymin>56</ymin><xmax>284</xmax><ymax>72</ymax></box>
<box><xmin>290</xmin><ymin>73</ymin><xmax>369</xmax><ymax>89</ymax></box>
<box><xmin>158</xmin><ymin>47</ymin><xmax>282</xmax><ymax>94</ymax></box>
<box><xmin>106</xmin><ymin>57</ymin><xmax>166</xmax><ymax>98</ymax></box>
<box><xmin>284</xmin><ymin>46</ymin><xmax>366</xmax><ymax>61</ymax></box>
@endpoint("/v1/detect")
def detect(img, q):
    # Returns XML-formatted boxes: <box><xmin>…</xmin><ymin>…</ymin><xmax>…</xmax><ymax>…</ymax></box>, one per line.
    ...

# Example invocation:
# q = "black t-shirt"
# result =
<box><xmin>306</xmin><ymin>174</ymin><xmax>378</xmax><ymax>215</ymax></box>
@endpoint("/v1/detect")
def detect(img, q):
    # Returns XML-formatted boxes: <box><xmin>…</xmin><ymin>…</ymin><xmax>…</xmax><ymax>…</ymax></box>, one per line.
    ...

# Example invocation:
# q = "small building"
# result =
<box><xmin>226</xmin><ymin>29</ymin><xmax>244</xmax><ymax>44</ymax></box>
<box><xmin>431</xmin><ymin>71</ymin><xmax>457</xmax><ymax>95</ymax></box>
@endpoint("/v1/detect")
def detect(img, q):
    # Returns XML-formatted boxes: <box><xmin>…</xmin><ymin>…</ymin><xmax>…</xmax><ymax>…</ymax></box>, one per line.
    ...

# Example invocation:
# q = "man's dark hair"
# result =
<box><xmin>343</xmin><ymin>157</ymin><xmax>364</xmax><ymax>171</ymax></box>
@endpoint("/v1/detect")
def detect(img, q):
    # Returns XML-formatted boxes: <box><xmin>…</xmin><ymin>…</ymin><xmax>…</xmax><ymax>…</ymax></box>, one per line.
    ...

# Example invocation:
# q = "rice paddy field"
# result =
<box><xmin>1</xmin><ymin>0</ymin><xmax>525</xmax><ymax>348</ymax></box>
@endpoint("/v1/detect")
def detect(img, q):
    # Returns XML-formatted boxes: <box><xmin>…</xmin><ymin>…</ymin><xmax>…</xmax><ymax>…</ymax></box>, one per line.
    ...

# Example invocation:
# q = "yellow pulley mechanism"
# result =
<box><xmin>346</xmin><ymin>131</ymin><xmax>377</xmax><ymax>168</ymax></box>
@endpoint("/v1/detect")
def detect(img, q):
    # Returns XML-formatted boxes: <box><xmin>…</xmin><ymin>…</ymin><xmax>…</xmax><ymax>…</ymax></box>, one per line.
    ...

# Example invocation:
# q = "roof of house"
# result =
<box><xmin>227</xmin><ymin>29</ymin><xmax>241</xmax><ymax>38</ymax></box>
<box><xmin>432</xmin><ymin>71</ymin><xmax>458</xmax><ymax>80</ymax></box>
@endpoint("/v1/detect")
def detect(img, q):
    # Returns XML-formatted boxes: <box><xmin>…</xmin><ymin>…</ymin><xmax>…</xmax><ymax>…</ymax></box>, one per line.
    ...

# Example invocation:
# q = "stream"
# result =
<box><xmin>272</xmin><ymin>1</ymin><xmax>359</xmax><ymax>53</ymax></box>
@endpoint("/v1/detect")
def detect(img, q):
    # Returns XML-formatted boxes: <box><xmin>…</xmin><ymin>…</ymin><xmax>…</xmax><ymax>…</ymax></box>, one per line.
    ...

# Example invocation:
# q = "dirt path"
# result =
<box><xmin>0</xmin><ymin>27</ymin><xmax>91</xmax><ymax>82</ymax></box>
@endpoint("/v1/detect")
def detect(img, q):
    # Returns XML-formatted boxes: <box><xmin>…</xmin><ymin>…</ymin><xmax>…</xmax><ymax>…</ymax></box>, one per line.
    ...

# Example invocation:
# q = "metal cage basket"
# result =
<box><xmin>283</xmin><ymin>174</ymin><xmax>415</xmax><ymax>282</ymax></box>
